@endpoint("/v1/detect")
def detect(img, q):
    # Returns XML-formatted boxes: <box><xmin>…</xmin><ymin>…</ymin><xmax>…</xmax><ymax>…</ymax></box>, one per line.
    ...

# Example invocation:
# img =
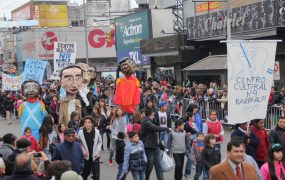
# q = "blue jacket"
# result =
<box><xmin>194</xmin><ymin>113</ymin><xmax>203</xmax><ymax>132</ymax></box>
<box><xmin>123</xmin><ymin>140</ymin><xmax>147</xmax><ymax>173</ymax></box>
<box><xmin>52</xmin><ymin>141</ymin><xmax>83</xmax><ymax>173</ymax></box>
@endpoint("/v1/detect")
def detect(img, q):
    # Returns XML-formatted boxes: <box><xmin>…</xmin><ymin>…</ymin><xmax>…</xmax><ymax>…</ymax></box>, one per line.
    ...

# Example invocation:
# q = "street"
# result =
<box><xmin>0</xmin><ymin>115</ymin><xmax>232</xmax><ymax>180</ymax></box>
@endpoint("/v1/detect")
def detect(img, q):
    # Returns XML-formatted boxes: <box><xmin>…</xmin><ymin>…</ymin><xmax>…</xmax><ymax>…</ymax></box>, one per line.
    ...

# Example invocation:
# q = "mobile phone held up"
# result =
<box><xmin>33</xmin><ymin>153</ymin><xmax>42</xmax><ymax>158</ymax></box>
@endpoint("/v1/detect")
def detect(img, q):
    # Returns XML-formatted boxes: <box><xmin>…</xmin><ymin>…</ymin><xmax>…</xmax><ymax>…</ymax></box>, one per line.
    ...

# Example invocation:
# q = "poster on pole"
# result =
<box><xmin>51</xmin><ymin>42</ymin><xmax>77</xmax><ymax>80</ymax></box>
<box><xmin>227</xmin><ymin>40</ymin><xmax>278</xmax><ymax>124</ymax></box>
<box><xmin>2</xmin><ymin>73</ymin><xmax>23</xmax><ymax>91</ymax></box>
<box><xmin>274</xmin><ymin>61</ymin><xmax>280</xmax><ymax>80</ymax></box>
<box><xmin>23</xmin><ymin>59</ymin><xmax>48</xmax><ymax>85</ymax></box>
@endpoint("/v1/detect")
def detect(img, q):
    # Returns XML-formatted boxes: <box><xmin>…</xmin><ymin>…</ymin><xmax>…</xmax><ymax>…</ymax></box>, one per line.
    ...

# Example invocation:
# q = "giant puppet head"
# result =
<box><xmin>117</xmin><ymin>57</ymin><xmax>137</xmax><ymax>77</ymax></box>
<box><xmin>60</xmin><ymin>65</ymin><xmax>83</xmax><ymax>98</ymax></box>
<box><xmin>21</xmin><ymin>80</ymin><xmax>41</xmax><ymax>99</ymax></box>
<box><xmin>77</xmin><ymin>63</ymin><xmax>96</xmax><ymax>87</ymax></box>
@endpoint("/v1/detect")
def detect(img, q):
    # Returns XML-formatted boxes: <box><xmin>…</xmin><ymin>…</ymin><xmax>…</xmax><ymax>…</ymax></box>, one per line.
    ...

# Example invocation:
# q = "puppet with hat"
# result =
<box><xmin>114</xmin><ymin>57</ymin><xmax>140</xmax><ymax>114</ymax></box>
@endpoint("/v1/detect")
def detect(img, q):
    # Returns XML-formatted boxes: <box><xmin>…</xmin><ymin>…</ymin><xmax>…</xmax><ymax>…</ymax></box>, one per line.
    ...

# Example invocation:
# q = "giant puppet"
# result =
<box><xmin>19</xmin><ymin>80</ymin><xmax>47</xmax><ymax>141</ymax></box>
<box><xmin>77</xmin><ymin>63</ymin><xmax>96</xmax><ymax>104</ymax></box>
<box><xmin>59</xmin><ymin>65</ymin><xmax>83</xmax><ymax>125</ymax></box>
<box><xmin>114</xmin><ymin>57</ymin><xmax>140</xmax><ymax>113</ymax></box>
<box><xmin>77</xmin><ymin>63</ymin><xmax>97</xmax><ymax>114</ymax></box>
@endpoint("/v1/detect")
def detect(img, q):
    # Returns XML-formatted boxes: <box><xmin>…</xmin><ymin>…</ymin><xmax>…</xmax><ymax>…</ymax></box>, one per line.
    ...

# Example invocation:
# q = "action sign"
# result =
<box><xmin>23</xmin><ymin>59</ymin><xmax>48</xmax><ymax>85</ymax></box>
<box><xmin>227</xmin><ymin>40</ymin><xmax>278</xmax><ymax>124</ymax></box>
<box><xmin>2</xmin><ymin>73</ymin><xmax>23</xmax><ymax>91</ymax></box>
<box><xmin>51</xmin><ymin>42</ymin><xmax>77</xmax><ymax>80</ymax></box>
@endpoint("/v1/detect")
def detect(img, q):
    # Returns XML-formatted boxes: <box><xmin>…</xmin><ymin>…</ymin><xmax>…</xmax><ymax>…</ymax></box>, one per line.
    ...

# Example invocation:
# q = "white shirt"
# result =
<box><xmin>158</xmin><ymin>111</ymin><xmax>167</xmax><ymax>127</ymax></box>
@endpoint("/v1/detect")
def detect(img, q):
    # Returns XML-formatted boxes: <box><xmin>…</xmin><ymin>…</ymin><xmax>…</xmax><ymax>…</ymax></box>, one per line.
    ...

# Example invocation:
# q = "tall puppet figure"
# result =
<box><xmin>19</xmin><ymin>80</ymin><xmax>47</xmax><ymax>141</ymax></box>
<box><xmin>114</xmin><ymin>57</ymin><xmax>140</xmax><ymax>114</ymax></box>
<box><xmin>59</xmin><ymin>65</ymin><xmax>83</xmax><ymax>126</ymax></box>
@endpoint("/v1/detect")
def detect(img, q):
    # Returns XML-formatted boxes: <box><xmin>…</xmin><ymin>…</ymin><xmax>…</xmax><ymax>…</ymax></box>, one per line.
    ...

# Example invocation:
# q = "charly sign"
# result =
<box><xmin>277</xmin><ymin>0</ymin><xmax>285</xmax><ymax>26</ymax></box>
<box><xmin>187</xmin><ymin>0</ymin><xmax>278</xmax><ymax>39</ymax></box>
<box><xmin>115</xmin><ymin>10</ymin><xmax>151</xmax><ymax>65</ymax></box>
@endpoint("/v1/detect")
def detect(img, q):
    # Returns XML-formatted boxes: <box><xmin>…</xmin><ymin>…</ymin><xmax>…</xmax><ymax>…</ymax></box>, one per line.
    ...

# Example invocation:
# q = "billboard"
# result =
<box><xmin>20</xmin><ymin>26</ymin><xmax>116</xmax><ymax>61</ymax></box>
<box><xmin>115</xmin><ymin>10</ymin><xmax>151</xmax><ymax>65</ymax></box>
<box><xmin>187</xmin><ymin>0</ymin><xmax>277</xmax><ymax>40</ymax></box>
<box><xmin>36</xmin><ymin>5</ymin><xmax>68</xmax><ymax>27</ymax></box>
<box><xmin>11</xmin><ymin>1</ymin><xmax>33</xmax><ymax>21</ymax></box>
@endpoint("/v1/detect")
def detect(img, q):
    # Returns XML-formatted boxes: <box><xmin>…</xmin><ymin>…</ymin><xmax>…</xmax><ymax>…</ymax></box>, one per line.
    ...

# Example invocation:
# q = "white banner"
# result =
<box><xmin>51</xmin><ymin>42</ymin><xmax>77</xmax><ymax>80</ymax></box>
<box><xmin>227</xmin><ymin>40</ymin><xmax>278</xmax><ymax>124</ymax></box>
<box><xmin>2</xmin><ymin>74</ymin><xmax>23</xmax><ymax>91</ymax></box>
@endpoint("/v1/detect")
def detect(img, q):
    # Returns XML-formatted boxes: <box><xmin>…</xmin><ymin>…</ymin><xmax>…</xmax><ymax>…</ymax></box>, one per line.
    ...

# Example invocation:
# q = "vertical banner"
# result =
<box><xmin>2</xmin><ymin>74</ymin><xmax>23</xmax><ymax>91</ymax></box>
<box><xmin>23</xmin><ymin>59</ymin><xmax>48</xmax><ymax>85</ymax></box>
<box><xmin>51</xmin><ymin>42</ymin><xmax>77</xmax><ymax>80</ymax></box>
<box><xmin>227</xmin><ymin>40</ymin><xmax>278</xmax><ymax>124</ymax></box>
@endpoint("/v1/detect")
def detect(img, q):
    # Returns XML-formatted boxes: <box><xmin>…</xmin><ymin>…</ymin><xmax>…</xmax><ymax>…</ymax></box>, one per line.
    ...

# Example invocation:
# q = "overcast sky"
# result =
<box><xmin>0</xmin><ymin>0</ymin><xmax>137</xmax><ymax>19</ymax></box>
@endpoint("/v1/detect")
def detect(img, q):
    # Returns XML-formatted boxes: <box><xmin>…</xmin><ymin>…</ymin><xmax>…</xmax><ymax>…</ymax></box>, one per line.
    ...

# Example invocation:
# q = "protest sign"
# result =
<box><xmin>227</xmin><ymin>40</ymin><xmax>278</xmax><ymax>124</ymax></box>
<box><xmin>23</xmin><ymin>59</ymin><xmax>48</xmax><ymax>85</ymax></box>
<box><xmin>51</xmin><ymin>42</ymin><xmax>77</xmax><ymax>80</ymax></box>
<box><xmin>2</xmin><ymin>73</ymin><xmax>23</xmax><ymax>91</ymax></box>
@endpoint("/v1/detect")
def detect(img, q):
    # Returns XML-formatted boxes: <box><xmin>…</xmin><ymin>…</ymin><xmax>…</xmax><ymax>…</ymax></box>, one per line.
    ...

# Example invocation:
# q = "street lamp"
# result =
<box><xmin>83</xmin><ymin>0</ymin><xmax>89</xmax><ymax>64</ymax></box>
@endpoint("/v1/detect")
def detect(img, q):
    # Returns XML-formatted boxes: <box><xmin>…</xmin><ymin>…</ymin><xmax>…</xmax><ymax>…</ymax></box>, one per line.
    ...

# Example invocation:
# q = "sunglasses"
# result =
<box><xmin>210</xmin><ymin>114</ymin><xmax>217</xmax><ymax>116</ymax></box>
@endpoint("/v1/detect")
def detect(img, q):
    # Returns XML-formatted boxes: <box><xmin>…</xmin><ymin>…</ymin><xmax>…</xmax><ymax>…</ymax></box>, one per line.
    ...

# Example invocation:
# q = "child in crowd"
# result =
<box><xmin>184</xmin><ymin>112</ymin><xmax>198</xmax><ymax>179</ymax></box>
<box><xmin>193</xmin><ymin>132</ymin><xmax>205</xmax><ymax>180</ymax></box>
<box><xmin>260</xmin><ymin>143</ymin><xmax>285</xmax><ymax>180</ymax></box>
<box><xmin>122</xmin><ymin>131</ymin><xmax>147</xmax><ymax>180</ymax></box>
<box><xmin>77</xmin><ymin>116</ymin><xmax>102</xmax><ymax>180</ymax></box>
<box><xmin>21</xmin><ymin>127</ymin><xmax>41</xmax><ymax>152</ymax></box>
<box><xmin>115</xmin><ymin>132</ymin><xmax>126</xmax><ymax>180</ymax></box>
<box><xmin>202</xmin><ymin>134</ymin><xmax>220</xmax><ymax>180</ymax></box>
<box><xmin>154</xmin><ymin>101</ymin><xmax>171</xmax><ymax>147</ymax></box>
<box><xmin>68</xmin><ymin>111</ymin><xmax>81</xmax><ymax>133</ymax></box>
<box><xmin>57</xmin><ymin>123</ymin><xmax>66</xmax><ymax>143</ymax></box>
<box><xmin>250</xmin><ymin>119</ymin><xmax>269</xmax><ymax>168</ymax></box>
<box><xmin>109</xmin><ymin>108</ymin><xmax>126</xmax><ymax>165</ymax></box>
<box><xmin>168</xmin><ymin>119</ymin><xmax>190</xmax><ymax>180</ymax></box>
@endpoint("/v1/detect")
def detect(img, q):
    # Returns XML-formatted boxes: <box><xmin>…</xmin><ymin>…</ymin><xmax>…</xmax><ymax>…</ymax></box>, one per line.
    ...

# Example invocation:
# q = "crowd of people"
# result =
<box><xmin>0</xmin><ymin>78</ymin><xmax>285</xmax><ymax>180</ymax></box>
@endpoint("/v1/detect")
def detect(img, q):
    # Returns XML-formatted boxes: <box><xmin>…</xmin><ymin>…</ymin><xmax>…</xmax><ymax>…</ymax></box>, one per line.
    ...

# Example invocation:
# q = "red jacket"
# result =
<box><xmin>21</xmin><ymin>135</ymin><xmax>41</xmax><ymax>152</ymax></box>
<box><xmin>250</xmin><ymin>126</ymin><xmax>269</xmax><ymax>161</ymax></box>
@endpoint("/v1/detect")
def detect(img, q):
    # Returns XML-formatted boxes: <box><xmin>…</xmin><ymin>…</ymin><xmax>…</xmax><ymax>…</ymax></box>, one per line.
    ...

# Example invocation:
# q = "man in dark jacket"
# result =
<box><xmin>140</xmin><ymin>108</ymin><xmax>171</xmax><ymax>180</ymax></box>
<box><xmin>6</xmin><ymin>152</ymin><xmax>41</xmax><ymax>180</ymax></box>
<box><xmin>52</xmin><ymin>128</ymin><xmax>83</xmax><ymax>174</ymax></box>
<box><xmin>231</xmin><ymin>122</ymin><xmax>259</xmax><ymax>158</ymax></box>
<box><xmin>87</xmin><ymin>88</ymin><xmax>98</xmax><ymax>114</ymax></box>
<box><xmin>269</xmin><ymin>116</ymin><xmax>285</xmax><ymax>160</ymax></box>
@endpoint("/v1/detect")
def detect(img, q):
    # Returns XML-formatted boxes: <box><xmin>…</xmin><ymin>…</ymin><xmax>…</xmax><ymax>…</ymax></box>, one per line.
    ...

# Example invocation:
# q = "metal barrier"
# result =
<box><xmin>108</xmin><ymin>95</ymin><xmax>284</xmax><ymax>130</ymax></box>
<box><xmin>169</xmin><ymin>97</ymin><xmax>284</xmax><ymax>130</ymax></box>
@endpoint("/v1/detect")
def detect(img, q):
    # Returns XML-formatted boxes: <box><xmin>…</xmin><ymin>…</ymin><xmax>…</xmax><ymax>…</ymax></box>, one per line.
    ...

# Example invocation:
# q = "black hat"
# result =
<box><xmin>64</xmin><ymin>128</ymin><xmax>76</xmax><ymax>136</ymax></box>
<box><xmin>3</xmin><ymin>133</ymin><xmax>17</xmax><ymax>144</ymax></box>
<box><xmin>117</xmin><ymin>132</ymin><xmax>125</xmax><ymax>140</ymax></box>
<box><xmin>16</xmin><ymin>138</ymin><xmax>31</xmax><ymax>149</ymax></box>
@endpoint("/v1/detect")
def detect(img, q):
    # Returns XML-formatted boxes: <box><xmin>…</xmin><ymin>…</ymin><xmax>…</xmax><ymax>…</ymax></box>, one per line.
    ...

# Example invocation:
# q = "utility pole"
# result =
<box><xmin>226</xmin><ymin>0</ymin><xmax>231</xmax><ymax>40</ymax></box>
<box><xmin>83</xmin><ymin>0</ymin><xmax>89</xmax><ymax>64</ymax></box>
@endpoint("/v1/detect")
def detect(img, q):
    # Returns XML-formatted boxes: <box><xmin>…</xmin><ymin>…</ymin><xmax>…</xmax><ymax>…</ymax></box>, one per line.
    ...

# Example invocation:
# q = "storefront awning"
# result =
<box><xmin>142</xmin><ymin>51</ymin><xmax>179</xmax><ymax>57</ymax></box>
<box><xmin>182</xmin><ymin>55</ymin><xmax>227</xmax><ymax>71</ymax></box>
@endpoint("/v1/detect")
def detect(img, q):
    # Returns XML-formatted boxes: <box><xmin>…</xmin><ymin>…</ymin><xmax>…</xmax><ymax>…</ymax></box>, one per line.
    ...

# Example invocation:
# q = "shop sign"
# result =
<box><xmin>277</xmin><ymin>0</ymin><xmax>285</xmax><ymax>26</ymax></box>
<box><xmin>187</xmin><ymin>0</ymin><xmax>277</xmax><ymax>39</ymax></box>
<box><xmin>115</xmin><ymin>10</ymin><xmax>151</xmax><ymax>64</ymax></box>
<box><xmin>196</xmin><ymin>2</ymin><xmax>219</xmax><ymax>14</ymax></box>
